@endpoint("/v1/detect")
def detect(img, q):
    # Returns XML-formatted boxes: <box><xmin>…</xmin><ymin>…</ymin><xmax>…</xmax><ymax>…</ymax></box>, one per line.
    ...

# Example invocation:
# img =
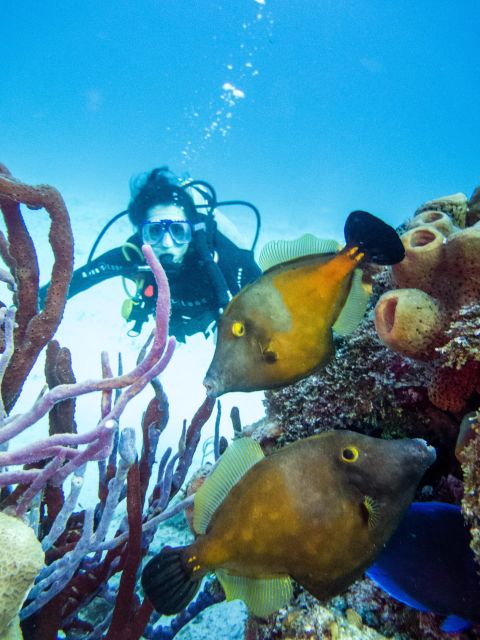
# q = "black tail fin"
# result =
<box><xmin>344</xmin><ymin>210</ymin><xmax>405</xmax><ymax>265</ymax></box>
<box><xmin>141</xmin><ymin>545</ymin><xmax>201</xmax><ymax>615</ymax></box>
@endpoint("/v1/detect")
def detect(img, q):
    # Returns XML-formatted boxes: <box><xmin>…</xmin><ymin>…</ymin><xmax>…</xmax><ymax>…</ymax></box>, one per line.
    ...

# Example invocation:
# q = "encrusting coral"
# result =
<box><xmin>374</xmin><ymin>190</ymin><xmax>480</xmax><ymax>412</ymax></box>
<box><xmin>0</xmin><ymin>513</ymin><xmax>44</xmax><ymax>640</ymax></box>
<box><xmin>457</xmin><ymin>409</ymin><xmax>480</xmax><ymax>569</ymax></box>
<box><xmin>262</xmin><ymin>316</ymin><xmax>455</xmax><ymax>447</ymax></box>
<box><xmin>245</xmin><ymin>574</ymin><xmax>467</xmax><ymax>640</ymax></box>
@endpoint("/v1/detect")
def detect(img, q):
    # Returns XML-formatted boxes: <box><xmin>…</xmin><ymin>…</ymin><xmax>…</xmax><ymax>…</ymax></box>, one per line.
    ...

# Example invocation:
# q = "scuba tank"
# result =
<box><xmin>183</xmin><ymin>178</ymin><xmax>260</xmax><ymax>311</ymax></box>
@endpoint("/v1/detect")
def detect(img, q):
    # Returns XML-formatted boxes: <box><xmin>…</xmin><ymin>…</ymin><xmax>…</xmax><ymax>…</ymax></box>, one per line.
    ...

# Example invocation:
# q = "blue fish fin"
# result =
<box><xmin>440</xmin><ymin>615</ymin><xmax>471</xmax><ymax>633</ymax></box>
<box><xmin>366</xmin><ymin>567</ymin><xmax>429</xmax><ymax>613</ymax></box>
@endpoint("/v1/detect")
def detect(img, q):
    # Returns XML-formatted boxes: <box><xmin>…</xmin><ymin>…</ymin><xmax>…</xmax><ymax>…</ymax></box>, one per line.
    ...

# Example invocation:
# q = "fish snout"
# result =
<box><xmin>203</xmin><ymin>373</ymin><xmax>221</xmax><ymax>398</ymax></box>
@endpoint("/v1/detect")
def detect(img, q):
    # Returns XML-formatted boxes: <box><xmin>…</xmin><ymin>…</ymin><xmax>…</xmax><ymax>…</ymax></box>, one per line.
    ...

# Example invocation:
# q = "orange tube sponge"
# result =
<box><xmin>444</xmin><ymin>223</ymin><xmax>480</xmax><ymax>306</ymax></box>
<box><xmin>415</xmin><ymin>191</ymin><xmax>468</xmax><ymax>228</ymax></box>
<box><xmin>0</xmin><ymin>512</ymin><xmax>44</xmax><ymax>639</ymax></box>
<box><xmin>375</xmin><ymin>190</ymin><xmax>480</xmax><ymax>413</ymax></box>
<box><xmin>374</xmin><ymin>288</ymin><xmax>444</xmax><ymax>359</ymax></box>
<box><xmin>391</xmin><ymin>225</ymin><xmax>446</xmax><ymax>293</ymax></box>
<box><xmin>407</xmin><ymin>210</ymin><xmax>458</xmax><ymax>237</ymax></box>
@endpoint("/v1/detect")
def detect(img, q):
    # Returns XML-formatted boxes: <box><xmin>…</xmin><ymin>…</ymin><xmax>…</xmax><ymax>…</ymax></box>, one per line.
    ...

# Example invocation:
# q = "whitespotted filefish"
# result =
<box><xmin>204</xmin><ymin>210</ymin><xmax>404</xmax><ymax>397</ymax></box>
<box><xmin>142</xmin><ymin>430</ymin><xmax>435</xmax><ymax>617</ymax></box>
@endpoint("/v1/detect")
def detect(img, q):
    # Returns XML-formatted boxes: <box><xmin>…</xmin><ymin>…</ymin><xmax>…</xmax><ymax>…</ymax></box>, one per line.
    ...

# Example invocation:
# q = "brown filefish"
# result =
<box><xmin>203</xmin><ymin>210</ymin><xmax>405</xmax><ymax>397</ymax></box>
<box><xmin>141</xmin><ymin>430</ymin><xmax>436</xmax><ymax>617</ymax></box>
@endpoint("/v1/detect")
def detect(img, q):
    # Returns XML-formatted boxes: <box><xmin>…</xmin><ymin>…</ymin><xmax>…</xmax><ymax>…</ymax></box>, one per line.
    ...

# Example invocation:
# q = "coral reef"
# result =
<box><xmin>245</xmin><ymin>576</ymin><xmax>480</xmax><ymax>640</ymax></box>
<box><xmin>0</xmin><ymin>513</ymin><xmax>44</xmax><ymax>640</ymax></box>
<box><xmin>262</xmin><ymin>316</ymin><xmax>456</xmax><ymax>449</ymax></box>
<box><xmin>0</xmin><ymin>166</ymin><xmax>217</xmax><ymax>640</ymax></box>
<box><xmin>374</xmin><ymin>191</ymin><xmax>480</xmax><ymax>413</ymax></box>
<box><xmin>254</xmin><ymin>189</ymin><xmax>480</xmax><ymax>640</ymax></box>
<box><xmin>2</xmin><ymin>167</ymin><xmax>478</xmax><ymax>640</ymax></box>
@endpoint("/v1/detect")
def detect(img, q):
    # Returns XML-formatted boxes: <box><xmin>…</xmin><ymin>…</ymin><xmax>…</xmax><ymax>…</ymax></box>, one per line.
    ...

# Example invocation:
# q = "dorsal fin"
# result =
<box><xmin>332</xmin><ymin>269</ymin><xmax>371</xmax><ymax>336</ymax></box>
<box><xmin>258</xmin><ymin>234</ymin><xmax>341</xmax><ymax>272</ymax></box>
<box><xmin>193</xmin><ymin>438</ymin><xmax>264</xmax><ymax>535</ymax></box>
<box><xmin>216</xmin><ymin>570</ymin><xmax>293</xmax><ymax>617</ymax></box>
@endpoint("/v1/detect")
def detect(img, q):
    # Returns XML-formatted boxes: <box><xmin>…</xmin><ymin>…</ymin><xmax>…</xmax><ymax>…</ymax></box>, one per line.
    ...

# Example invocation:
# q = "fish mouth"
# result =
<box><xmin>203</xmin><ymin>375</ymin><xmax>221</xmax><ymax>398</ymax></box>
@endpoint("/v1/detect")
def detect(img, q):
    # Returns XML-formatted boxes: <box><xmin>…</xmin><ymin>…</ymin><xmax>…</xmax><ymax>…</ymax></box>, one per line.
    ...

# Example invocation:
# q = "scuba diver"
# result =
<box><xmin>39</xmin><ymin>167</ymin><xmax>262</xmax><ymax>342</ymax></box>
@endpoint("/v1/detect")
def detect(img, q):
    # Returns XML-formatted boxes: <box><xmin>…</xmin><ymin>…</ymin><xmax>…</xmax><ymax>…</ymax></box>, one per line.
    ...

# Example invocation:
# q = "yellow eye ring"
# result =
<box><xmin>341</xmin><ymin>446</ymin><xmax>359</xmax><ymax>463</ymax></box>
<box><xmin>231</xmin><ymin>321</ymin><xmax>246</xmax><ymax>337</ymax></box>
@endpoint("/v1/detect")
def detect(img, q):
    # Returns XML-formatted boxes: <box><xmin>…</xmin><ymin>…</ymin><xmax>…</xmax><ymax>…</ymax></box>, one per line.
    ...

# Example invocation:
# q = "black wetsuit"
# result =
<box><xmin>39</xmin><ymin>231</ymin><xmax>261</xmax><ymax>342</ymax></box>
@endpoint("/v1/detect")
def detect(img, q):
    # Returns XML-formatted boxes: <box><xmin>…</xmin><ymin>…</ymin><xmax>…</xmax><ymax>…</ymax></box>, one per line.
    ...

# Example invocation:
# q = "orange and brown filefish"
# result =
<box><xmin>141</xmin><ymin>430</ymin><xmax>436</xmax><ymax>617</ymax></box>
<box><xmin>203</xmin><ymin>210</ymin><xmax>405</xmax><ymax>397</ymax></box>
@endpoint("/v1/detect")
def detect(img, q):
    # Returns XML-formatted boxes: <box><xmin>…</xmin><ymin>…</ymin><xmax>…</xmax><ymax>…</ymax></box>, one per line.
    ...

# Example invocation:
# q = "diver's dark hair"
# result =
<box><xmin>127</xmin><ymin>167</ymin><xmax>199</xmax><ymax>227</ymax></box>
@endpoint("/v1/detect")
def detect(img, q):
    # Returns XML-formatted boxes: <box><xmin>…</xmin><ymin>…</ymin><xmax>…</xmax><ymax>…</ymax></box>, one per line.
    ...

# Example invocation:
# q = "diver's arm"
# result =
<box><xmin>38</xmin><ymin>247</ymin><xmax>139</xmax><ymax>308</ymax></box>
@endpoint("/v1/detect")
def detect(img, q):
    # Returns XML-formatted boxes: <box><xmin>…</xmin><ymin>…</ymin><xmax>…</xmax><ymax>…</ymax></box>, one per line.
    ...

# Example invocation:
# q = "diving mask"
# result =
<box><xmin>142</xmin><ymin>219</ymin><xmax>193</xmax><ymax>247</ymax></box>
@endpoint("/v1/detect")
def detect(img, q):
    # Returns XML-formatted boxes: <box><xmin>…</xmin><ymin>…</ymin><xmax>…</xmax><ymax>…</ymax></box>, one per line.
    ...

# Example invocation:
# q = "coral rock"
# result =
<box><xmin>457</xmin><ymin>409</ymin><xmax>480</xmax><ymax>570</ymax></box>
<box><xmin>428</xmin><ymin>361</ymin><xmax>480</xmax><ymax>413</ymax></box>
<box><xmin>468</xmin><ymin>186</ymin><xmax>480</xmax><ymax>226</ymax></box>
<box><xmin>0</xmin><ymin>512</ymin><xmax>44</xmax><ymax>638</ymax></box>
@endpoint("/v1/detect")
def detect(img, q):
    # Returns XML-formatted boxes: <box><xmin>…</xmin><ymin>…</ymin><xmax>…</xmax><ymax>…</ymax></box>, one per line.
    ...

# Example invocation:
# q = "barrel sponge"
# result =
<box><xmin>0</xmin><ymin>512</ymin><xmax>44</xmax><ymax>638</ymax></box>
<box><xmin>374</xmin><ymin>288</ymin><xmax>444</xmax><ymax>359</ymax></box>
<box><xmin>391</xmin><ymin>225</ymin><xmax>446</xmax><ymax>294</ymax></box>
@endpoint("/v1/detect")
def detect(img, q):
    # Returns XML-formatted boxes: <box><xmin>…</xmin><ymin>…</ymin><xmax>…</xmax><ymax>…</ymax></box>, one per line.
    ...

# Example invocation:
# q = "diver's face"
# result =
<box><xmin>141</xmin><ymin>204</ymin><xmax>191</xmax><ymax>264</ymax></box>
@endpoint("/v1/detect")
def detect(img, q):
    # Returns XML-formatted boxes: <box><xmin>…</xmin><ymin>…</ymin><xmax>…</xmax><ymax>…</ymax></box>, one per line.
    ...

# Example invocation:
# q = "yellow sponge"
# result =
<box><xmin>374</xmin><ymin>288</ymin><xmax>444</xmax><ymax>359</ymax></box>
<box><xmin>0</xmin><ymin>512</ymin><xmax>44</xmax><ymax>639</ymax></box>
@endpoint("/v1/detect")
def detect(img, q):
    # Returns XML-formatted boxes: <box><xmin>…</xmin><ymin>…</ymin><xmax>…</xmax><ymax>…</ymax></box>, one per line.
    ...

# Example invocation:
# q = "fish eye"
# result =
<box><xmin>341</xmin><ymin>446</ymin><xmax>359</xmax><ymax>463</ymax></box>
<box><xmin>231</xmin><ymin>321</ymin><xmax>246</xmax><ymax>337</ymax></box>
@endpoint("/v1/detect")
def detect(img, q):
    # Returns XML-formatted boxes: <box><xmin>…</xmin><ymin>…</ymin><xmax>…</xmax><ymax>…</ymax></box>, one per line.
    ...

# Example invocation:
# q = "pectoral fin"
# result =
<box><xmin>362</xmin><ymin>495</ymin><xmax>380</xmax><ymax>529</ymax></box>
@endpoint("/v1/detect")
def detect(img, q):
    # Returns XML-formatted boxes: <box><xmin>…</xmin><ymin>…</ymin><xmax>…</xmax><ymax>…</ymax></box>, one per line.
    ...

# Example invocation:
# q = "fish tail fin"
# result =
<box><xmin>344</xmin><ymin>210</ymin><xmax>405</xmax><ymax>265</ymax></box>
<box><xmin>141</xmin><ymin>545</ymin><xmax>202</xmax><ymax>615</ymax></box>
